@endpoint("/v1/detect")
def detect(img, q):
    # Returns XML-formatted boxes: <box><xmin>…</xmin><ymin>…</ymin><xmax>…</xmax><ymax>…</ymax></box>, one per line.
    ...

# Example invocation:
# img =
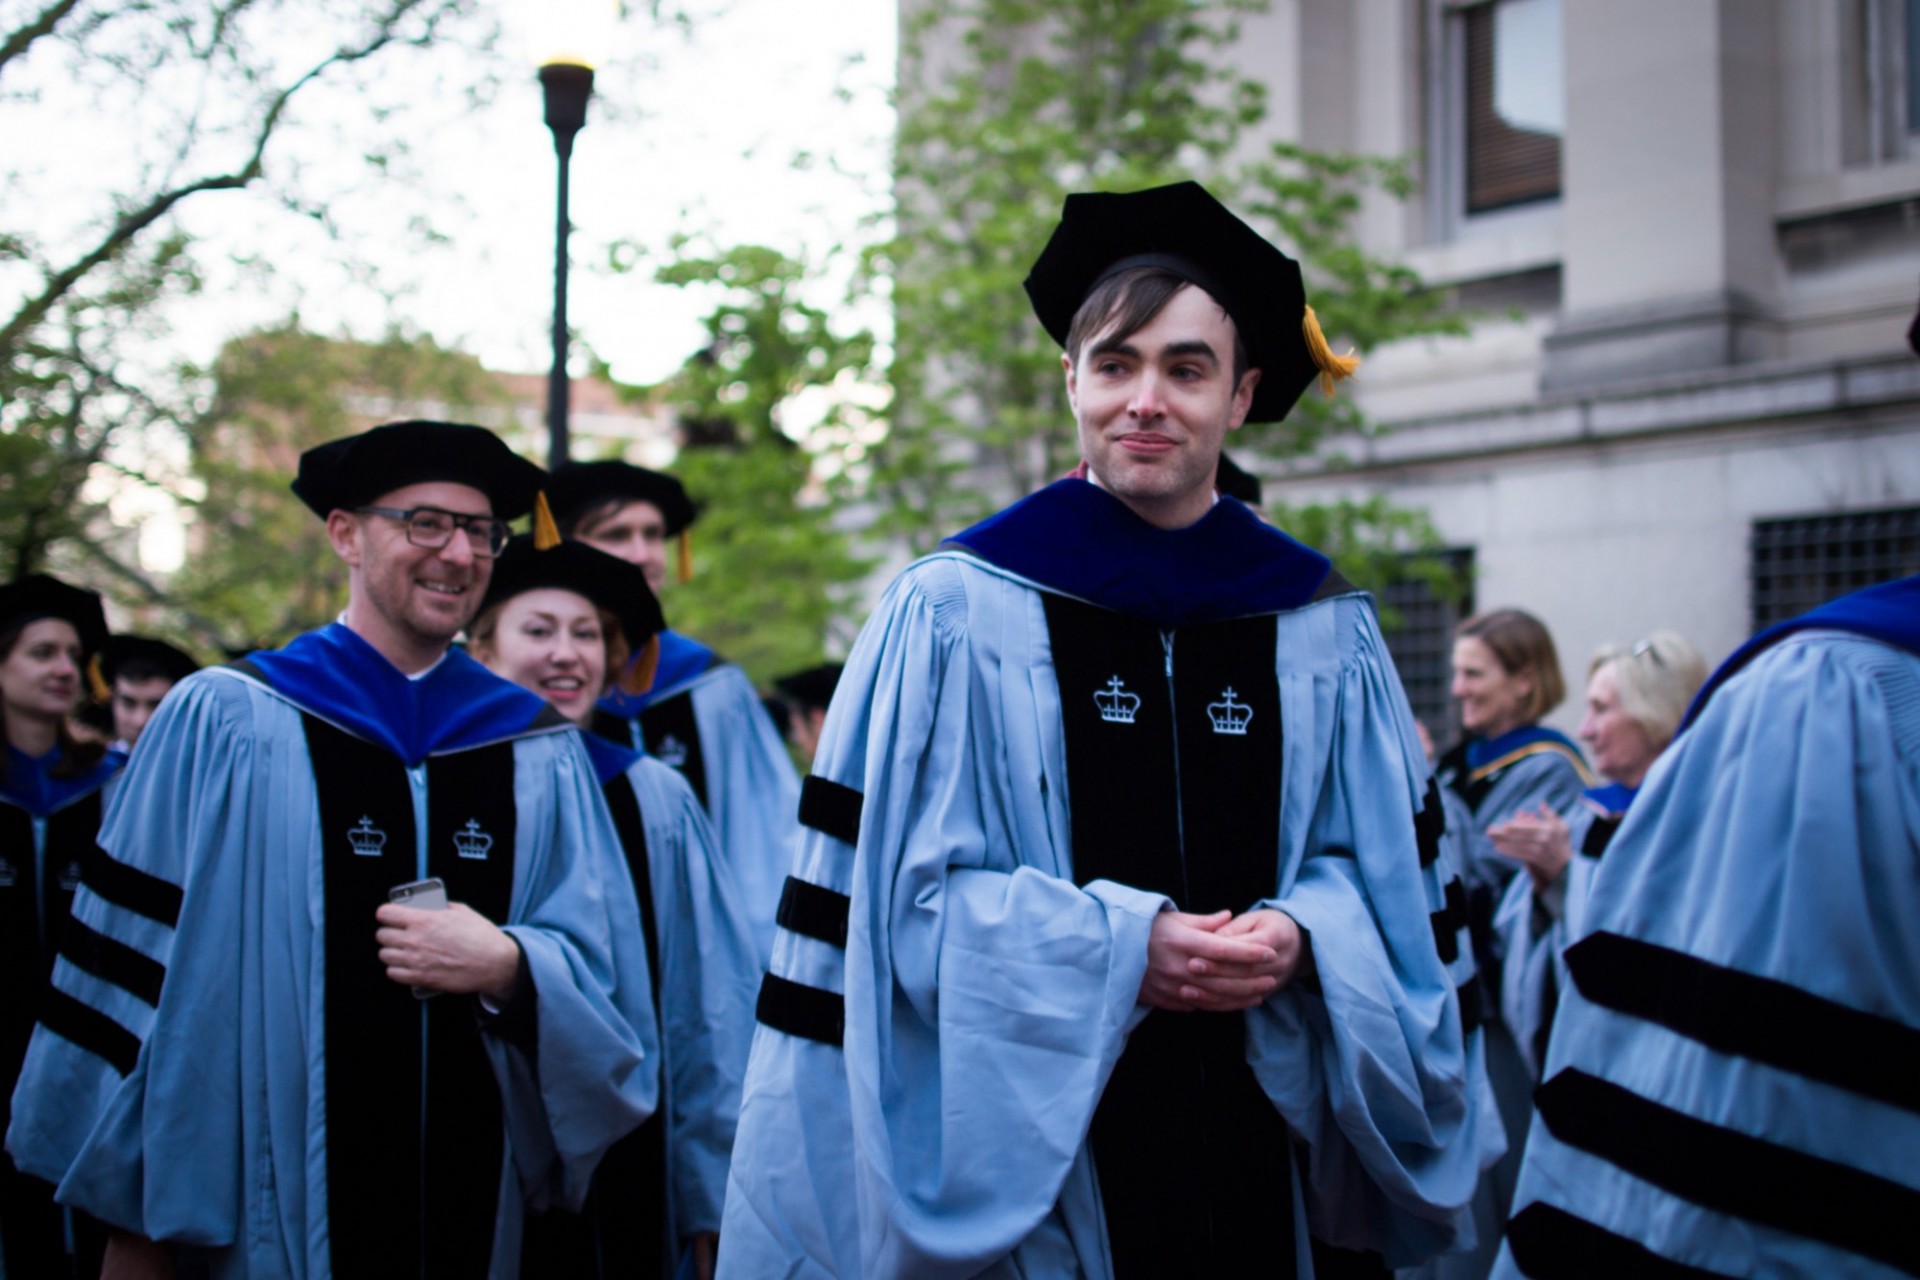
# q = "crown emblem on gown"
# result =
<box><xmin>58</xmin><ymin>859</ymin><xmax>82</xmax><ymax>891</ymax></box>
<box><xmin>1208</xmin><ymin>688</ymin><xmax>1253</xmax><ymax>736</ymax></box>
<box><xmin>348</xmin><ymin>816</ymin><xmax>387</xmax><ymax>857</ymax></box>
<box><xmin>454</xmin><ymin>819</ymin><xmax>493</xmax><ymax>860</ymax></box>
<box><xmin>654</xmin><ymin>734</ymin><xmax>689</xmax><ymax>769</ymax></box>
<box><xmin>1094</xmin><ymin>676</ymin><xmax>1141</xmax><ymax>725</ymax></box>
<box><xmin>0</xmin><ymin>858</ymin><xmax>16</xmax><ymax>887</ymax></box>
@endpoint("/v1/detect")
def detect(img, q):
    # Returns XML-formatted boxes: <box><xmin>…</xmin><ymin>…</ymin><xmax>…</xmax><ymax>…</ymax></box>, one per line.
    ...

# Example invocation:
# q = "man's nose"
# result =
<box><xmin>1128</xmin><ymin>370</ymin><xmax>1167</xmax><ymax>418</ymax></box>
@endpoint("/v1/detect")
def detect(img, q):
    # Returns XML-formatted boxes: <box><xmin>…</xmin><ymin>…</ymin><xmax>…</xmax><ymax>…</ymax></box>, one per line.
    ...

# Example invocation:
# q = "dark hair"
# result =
<box><xmin>112</xmin><ymin>657</ymin><xmax>175</xmax><ymax>686</ymax></box>
<box><xmin>1455</xmin><ymin>608</ymin><xmax>1566</xmax><ymax>722</ymax></box>
<box><xmin>0</xmin><ymin>617</ymin><xmax>106</xmax><ymax>781</ymax></box>
<box><xmin>1064</xmin><ymin>266</ymin><xmax>1250</xmax><ymax>387</ymax></box>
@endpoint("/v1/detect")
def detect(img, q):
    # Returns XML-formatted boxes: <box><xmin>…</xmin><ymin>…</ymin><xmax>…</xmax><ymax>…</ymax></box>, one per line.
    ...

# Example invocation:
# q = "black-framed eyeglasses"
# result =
<box><xmin>356</xmin><ymin>506</ymin><xmax>512</xmax><ymax>558</ymax></box>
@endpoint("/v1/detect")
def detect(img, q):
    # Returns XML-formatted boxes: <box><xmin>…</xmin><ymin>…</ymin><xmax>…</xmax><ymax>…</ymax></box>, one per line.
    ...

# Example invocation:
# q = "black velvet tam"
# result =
<box><xmin>547</xmin><ymin>461</ymin><xmax>698</xmax><ymax>537</ymax></box>
<box><xmin>1024</xmin><ymin>181</ymin><xmax>1320</xmax><ymax>423</ymax></box>
<box><xmin>292</xmin><ymin>420</ymin><xmax>546</xmax><ymax>520</ymax></box>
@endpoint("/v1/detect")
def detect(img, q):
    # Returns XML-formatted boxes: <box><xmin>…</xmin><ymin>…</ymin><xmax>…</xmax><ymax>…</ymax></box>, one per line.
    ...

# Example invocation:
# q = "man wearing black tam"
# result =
<box><xmin>9</xmin><ymin>420</ymin><xmax>662</xmax><ymax>1279</ymax></box>
<box><xmin>548</xmin><ymin>459</ymin><xmax>803</xmax><ymax>965</ymax></box>
<box><xmin>720</xmin><ymin>183</ymin><xmax>1496</xmax><ymax>1279</ymax></box>
<box><xmin>93</xmin><ymin>636</ymin><xmax>198</xmax><ymax>751</ymax></box>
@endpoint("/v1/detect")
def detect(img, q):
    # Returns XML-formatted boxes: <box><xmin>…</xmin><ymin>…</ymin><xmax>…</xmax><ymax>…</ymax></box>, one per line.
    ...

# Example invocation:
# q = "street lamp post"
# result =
<box><xmin>539</xmin><ymin>59</ymin><xmax>594</xmax><ymax>470</ymax></box>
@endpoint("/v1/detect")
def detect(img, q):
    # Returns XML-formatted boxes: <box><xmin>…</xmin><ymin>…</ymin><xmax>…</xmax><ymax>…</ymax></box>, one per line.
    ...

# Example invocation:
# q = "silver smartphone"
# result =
<box><xmin>388</xmin><ymin>877</ymin><xmax>448</xmax><ymax>998</ymax></box>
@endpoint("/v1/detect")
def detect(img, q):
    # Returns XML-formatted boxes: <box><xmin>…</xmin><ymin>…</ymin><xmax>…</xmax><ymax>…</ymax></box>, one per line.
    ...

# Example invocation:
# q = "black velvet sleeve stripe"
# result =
<box><xmin>798</xmin><ymin>776</ymin><xmax>863</xmax><ymax>846</ymax></box>
<box><xmin>1565</xmin><ymin>931</ymin><xmax>1920</xmax><ymax>1114</ymax></box>
<box><xmin>1414</xmin><ymin>778</ymin><xmax>1446</xmax><ymax>868</ymax></box>
<box><xmin>38</xmin><ymin>987</ymin><xmax>141</xmax><ymax>1077</ymax></box>
<box><xmin>1505</xmin><ymin>1203</ymin><xmax>1739</xmax><ymax>1279</ymax></box>
<box><xmin>776</xmin><ymin>877</ymin><xmax>850</xmax><ymax>949</ymax></box>
<box><xmin>1456</xmin><ymin>973</ymin><xmax>1488</xmax><ymax>1036</ymax></box>
<box><xmin>755</xmin><ymin>973</ymin><xmax>845</xmax><ymax>1047</ymax></box>
<box><xmin>58</xmin><ymin>918</ymin><xmax>165</xmax><ymax>1006</ymax></box>
<box><xmin>80</xmin><ymin>845</ymin><xmax>183</xmax><ymax>928</ymax></box>
<box><xmin>1579</xmin><ymin>814</ymin><xmax>1621</xmax><ymax>860</ymax></box>
<box><xmin>1535</xmin><ymin>1069</ymin><xmax>1920</xmax><ymax>1274</ymax></box>
<box><xmin>1429</xmin><ymin>877</ymin><xmax>1468</xmax><ymax>965</ymax></box>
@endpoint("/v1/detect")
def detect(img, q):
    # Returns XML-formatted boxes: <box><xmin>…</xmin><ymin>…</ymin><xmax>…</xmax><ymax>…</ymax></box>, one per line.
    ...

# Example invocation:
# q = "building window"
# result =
<box><xmin>1379</xmin><ymin>549</ymin><xmax>1476</xmax><ymax>742</ymax></box>
<box><xmin>1429</xmin><ymin>0</ymin><xmax>1564</xmax><ymax>233</ymax></box>
<box><xmin>1749</xmin><ymin>506</ymin><xmax>1920</xmax><ymax>631</ymax></box>
<box><xmin>1463</xmin><ymin>0</ymin><xmax>1564</xmax><ymax>212</ymax></box>
<box><xmin>1851</xmin><ymin>0</ymin><xmax>1920</xmax><ymax>164</ymax></box>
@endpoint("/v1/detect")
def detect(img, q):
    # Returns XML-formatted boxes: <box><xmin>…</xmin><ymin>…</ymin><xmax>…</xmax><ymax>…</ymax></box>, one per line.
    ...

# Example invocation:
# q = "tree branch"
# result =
<box><xmin>0</xmin><ymin>0</ymin><xmax>82</xmax><ymax>82</ymax></box>
<box><xmin>0</xmin><ymin>0</ymin><xmax>436</xmax><ymax>363</ymax></box>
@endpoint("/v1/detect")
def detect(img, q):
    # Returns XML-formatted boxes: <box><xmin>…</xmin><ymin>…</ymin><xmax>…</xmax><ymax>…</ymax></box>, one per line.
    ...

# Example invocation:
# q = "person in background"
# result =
<box><xmin>94</xmin><ymin>636</ymin><xmax>199</xmax><ymax>752</ymax></box>
<box><xmin>1488</xmin><ymin>632</ymin><xmax>1707</xmax><ymax>1080</ymax></box>
<box><xmin>1435</xmin><ymin>607</ymin><xmax>1591</xmax><ymax>1279</ymax></box>
<box><xmin>548</xmin><ymin>461</ymin><xmax>803</xmax><ymax>961</ymax></box>
<box><xmin>0</xmin><ymin>574</ymin><xmax>120</xmax><ymax>1280</ymax></box>
<box><xmin>469</xmin><ymin>533</ymin><xmax>758</xmax><ymax>1280</ymax></box>
<box><xmin>1496</xmin><ymin>576</ymin><xmax>1919</xmax><ymax>1277</ymax></box>
<box><xmin>771</xmin><ymin>662</ymin><xmax>842</xmax><ymax>769</ymax></box>
<box><xmin>7</xmin><ymin>421</ymin><xmax>659</xmax><ymax>1279</ymax></box>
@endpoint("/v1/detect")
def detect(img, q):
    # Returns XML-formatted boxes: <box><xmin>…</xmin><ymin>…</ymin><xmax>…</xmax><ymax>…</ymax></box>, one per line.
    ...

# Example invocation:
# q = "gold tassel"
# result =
<box><xmin>1302</xmin><ymin>304</ymin><xmax>1360</xmax><ymax>397</ymax></box>
<box><xmin>532</xmin><ymin>492</ymin><xmax>562</xmax><ymax>551</ymax></box>
<box><xmin>677</xmin><ymin>532</ymin><xmax>693</xmax><ymax>584</ymax></box>
<box><xmin>618</xmin><ymin>634</ymin><xmax>660</xmax><ymax>695</ymax></box>
<box><xmin>86</xmin><ymin>654</ymin><xmax>111</xmax><ymax>704</ymax></box>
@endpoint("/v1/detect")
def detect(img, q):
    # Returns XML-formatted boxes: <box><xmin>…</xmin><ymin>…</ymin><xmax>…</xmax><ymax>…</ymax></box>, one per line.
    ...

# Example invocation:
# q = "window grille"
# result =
<box><xmin>1749</xmin><ymin>506</ymin><xmax>1920</xmax><ymax>631</ymax></box>
<box><xmin>1379</xmin><ymin>550</ymin><xmax>1476</xmax><ymax>742</ymax></box>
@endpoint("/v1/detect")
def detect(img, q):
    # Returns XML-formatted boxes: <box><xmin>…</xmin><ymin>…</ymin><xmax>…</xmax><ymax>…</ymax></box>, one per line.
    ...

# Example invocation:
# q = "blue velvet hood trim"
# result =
<box><xmin>1463</xmin><ymin>723</ymin><xmax>1585</xmax><ymax>772</ymax></box>
<box><xmin>0</xmin><ymin>745</ymin><xmax>123</xmax><ymax>817</ymax></box>
<box><xmin>1583</xmin><ymin>781</ymin><xmax>1639</xmax><ymax>816</ymax></box>
<box><xmin>242</xmin><ymin>623</ymin><xmax>558</xmax><ymax>766</ymax></box>
<box><xmin>1682</xmin><ymin>574</ymin><xmax>1920</xmax><ymax>733</ymax></box>
<box><xmin>598</xmin><ymin>629</ymin><xmax>717</xmax><ymax>718</ymax></box>
<box><xmin>579</xmin><ymin>729</ymin><xmax>642</xmax><ymax>786</ymax></box>
<box><xmin>944</xmin><ymin>479</ymin><xmax>1333</xmax><ymax>627</ymax></box>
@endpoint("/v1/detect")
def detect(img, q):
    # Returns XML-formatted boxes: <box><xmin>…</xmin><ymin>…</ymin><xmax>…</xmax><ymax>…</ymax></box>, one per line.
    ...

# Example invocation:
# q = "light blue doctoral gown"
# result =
<box><xmin>620</xmin><ymin>756</ymin><xmax>760</xmax><ymax>1244</ymax></box>
<box><xmin>6</xmin><ymin>663</ymin><xmax>660</xmax><ymax>1279</ymax></box>
<box><xmin>718</xmin><ymin>550</ymin><xmax>1498</xmax><ymax>1279</ymax></box>
<box><xmin>1493</xmin><ymin>628</ymin><xmax>1920</xmax><ymax>1278</ymax></box>
<box><xmin>606</xmin><ymin>639</ymin><xmax>802</xmax><ymax>963</ymax></box>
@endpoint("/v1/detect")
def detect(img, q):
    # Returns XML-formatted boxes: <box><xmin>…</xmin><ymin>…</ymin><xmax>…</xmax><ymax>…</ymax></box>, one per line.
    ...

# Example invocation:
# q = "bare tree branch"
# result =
<box><xmin>0</xmin><ymin>0</ymin><xmax>437</xmax><ymax>362</ymax></box>
<box><xmin>0</xmin><ymin>0</ymin><xmax>83</xmax><ymax>82</ymax></box>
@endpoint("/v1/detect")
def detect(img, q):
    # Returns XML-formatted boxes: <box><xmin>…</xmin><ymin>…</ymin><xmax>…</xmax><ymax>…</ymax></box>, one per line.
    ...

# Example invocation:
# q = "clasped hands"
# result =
<box><xmin>1138</xmin><ymin>908</ymin><xmax>1305</xmax><ymax>1012</ymax></box>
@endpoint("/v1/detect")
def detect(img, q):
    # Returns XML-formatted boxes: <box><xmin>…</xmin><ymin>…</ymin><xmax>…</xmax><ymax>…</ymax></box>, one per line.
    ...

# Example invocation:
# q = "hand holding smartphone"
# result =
<box><xmin>388</xmin><ymin>877</ymin><xmax>448</xmax><ymax>998</ymax></box>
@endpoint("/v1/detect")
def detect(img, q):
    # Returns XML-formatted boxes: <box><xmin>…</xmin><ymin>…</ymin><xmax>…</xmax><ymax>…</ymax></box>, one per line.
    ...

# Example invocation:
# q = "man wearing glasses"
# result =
<box><xmin>8</xmin><ymin>420</ymin><xmax>661</xmax><ymax>1278</ymax></box>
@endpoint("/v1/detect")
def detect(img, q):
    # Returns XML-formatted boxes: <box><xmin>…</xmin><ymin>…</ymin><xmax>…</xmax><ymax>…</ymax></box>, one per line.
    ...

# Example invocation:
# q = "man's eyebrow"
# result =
<box><xmin>1161</xmin><ymin>339</ymin><xmax>1221</xmax><ymax>366</ymax></box>
<box><xmin>1085</xmin><ymin>336</ymin><xmax>1141</xmax><ymax>361</ymax></box>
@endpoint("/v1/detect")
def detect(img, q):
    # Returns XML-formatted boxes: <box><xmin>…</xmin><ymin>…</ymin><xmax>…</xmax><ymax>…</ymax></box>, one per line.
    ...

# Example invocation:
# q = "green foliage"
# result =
<box><xmin>600</xmin><ymin>241</ymin><xmax>877</xmax><ymax>684</ymax></box>
<box><xmin>874</xmin><ymin>0</ymin><xmax>1468</xmax><ymax>596</ymax></box>
<box><xmin>165</xmin><ymin>324</ymin><xmax>510</xmax><ymax>654</ymax></box>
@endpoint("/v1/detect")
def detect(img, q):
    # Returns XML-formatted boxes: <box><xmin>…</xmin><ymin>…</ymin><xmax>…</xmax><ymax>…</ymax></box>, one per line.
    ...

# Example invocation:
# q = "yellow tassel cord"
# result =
<box><xmin>86</xmin><ymin>655</ymin><xmax>111</xmax><ymax>704</ymax></box>
<box><xmin>677</xmin><ymin>532</ymin><xmax>693</xmax><ymax>584</ymax></box>
<box><xmin>532</xmin><ymin>492</ymin><xmax>562</xmax><ymax>551</ymax></box>
<box><xmin>618</xmin><ymin>634</ymin><xmax>661</xmax><ymax>696</ymax></box>
<box><xmin>1302</xmin><ymin>304</ymin><xmax>1361</xmax><ymax>397</ymax></box>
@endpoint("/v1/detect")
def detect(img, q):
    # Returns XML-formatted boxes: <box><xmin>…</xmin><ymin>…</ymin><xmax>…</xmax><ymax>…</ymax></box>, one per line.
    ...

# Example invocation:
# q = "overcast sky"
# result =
<box><xmin>7</xmin><ymin>0</ymin><xmax>896</xmax><ymax>389</ymax></box>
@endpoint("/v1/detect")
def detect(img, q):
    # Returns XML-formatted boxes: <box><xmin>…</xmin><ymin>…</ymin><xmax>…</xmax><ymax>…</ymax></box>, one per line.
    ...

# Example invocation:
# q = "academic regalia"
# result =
<box><xmin>1494</xmin><ymin>575</ymin><xmax>1920</xmax><ymax>1279</ymax></box>
<box><xmin>596</xmin><ymin>630</ymin><xmax>801</xmax><ymax>962</ymax></box>
<box><xmin>524</xmin><ymin>742</ymin><xmax>759</xmax><ymax>1278</ymax></box>
<box><xmin>6</xmin><ymin>623</ymin><xmax>659</xmax><ymax>1280</ymax></box>
<box><xmin>1491</xmin><ymin>782</ymin><xmax>1637</xmax><ymax>1083</ymax></box>
<box><xmin>1435</xmin><ymin>722</ymin><xmax>1591</xmax><ymax>1274</ymax></box>
<box><xmin>718</xmin><ymin>480</ymin><xmax>1498</xmax><ymax>1279</ymax></box>
<box><xmin>1</xmin><ymin>745</ymin><xmax>122</xmax><ymax>1280</ymax></box>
